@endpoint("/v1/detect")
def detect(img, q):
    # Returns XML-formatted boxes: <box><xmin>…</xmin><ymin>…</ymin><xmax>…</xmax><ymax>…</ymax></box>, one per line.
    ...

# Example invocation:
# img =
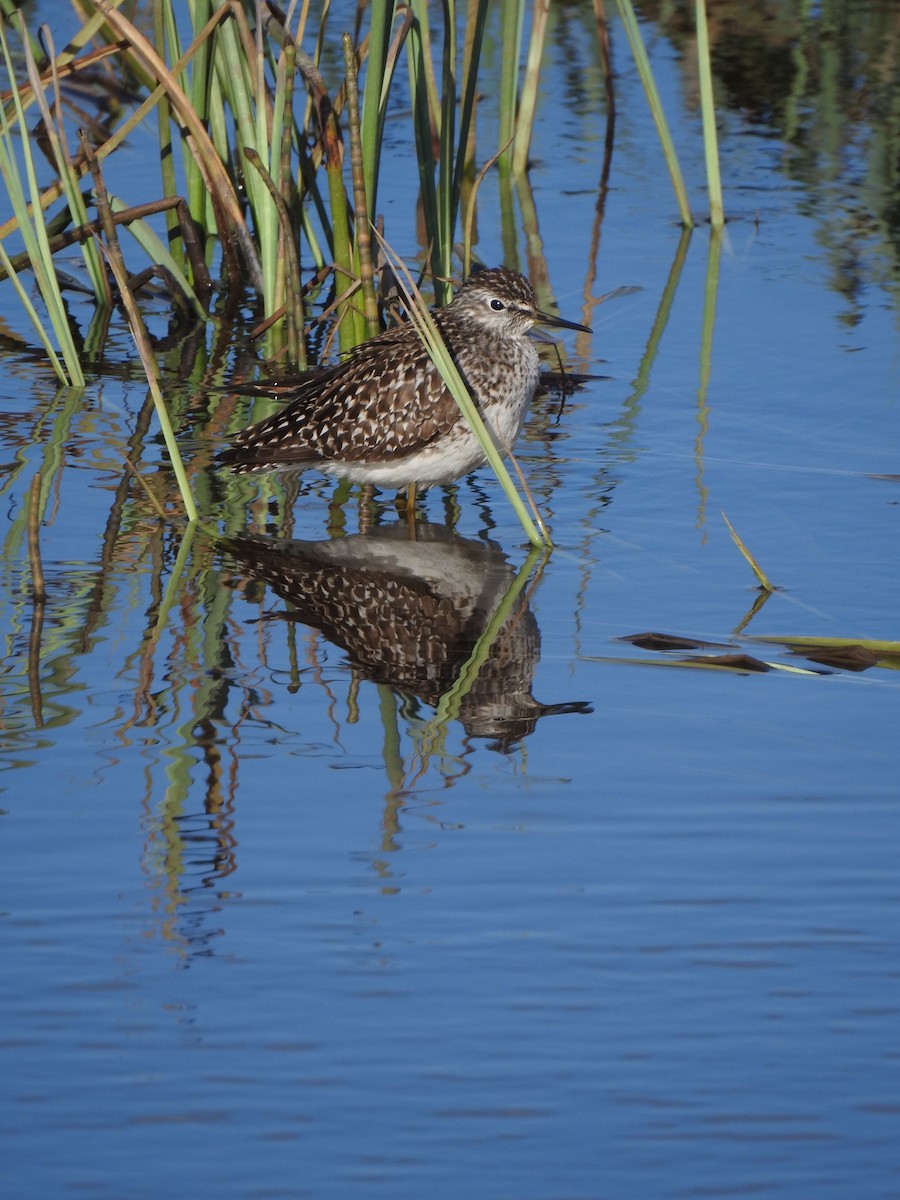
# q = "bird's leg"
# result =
<box><xmin>394</xmin><ymin>483</ymin><xmax>418</xmax><ymax>539</ymax></box>
<box><xmin>405</xmin><ymin>494</ymin><xmax>417</xmax><ymax>539</ymax></box>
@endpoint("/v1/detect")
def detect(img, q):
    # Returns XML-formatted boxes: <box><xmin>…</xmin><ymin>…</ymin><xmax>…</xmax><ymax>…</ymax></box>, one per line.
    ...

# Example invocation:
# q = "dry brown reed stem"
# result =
<box><xmin>27</xmin><ymin>601</ymin><xmax>45</xmax><ymax>728</ymax></box>
<box><xmin>0</xmin><ymin>39</ymin><xmax>125</xmax><ymax>106</ymax></box>
<box><xmin>77</xmin><ymin>129</ymin><xmax>148</xmax><ymax>347</ymax></box>
<box><xmin>0</xmin><ymin>197</ymin><xmax>211</xmax><ymax>294</ymax></box>
<box><xmin>0</xmin><ymin>8</ymin><xmax>233</xmax><ymax>248</ymax></box>
<box><xmin>122</xmin><ymin>456</ymin><xmax>168</xmax><ymax>522</ymax></box>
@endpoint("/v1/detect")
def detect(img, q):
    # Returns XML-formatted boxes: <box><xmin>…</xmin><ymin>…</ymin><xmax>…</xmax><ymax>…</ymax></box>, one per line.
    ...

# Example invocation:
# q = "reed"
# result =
<box><xmin>497</xmin><ymin>0</ymin><xmax>524</xmax><ymax>176</ymax></box>
<box><xmin>512</xmin><ymin>0</ymin><xmax>551</xmax><ymax>176</ymax></box>
<box><xmin>26</xmin><ymin>24</ymin><xmax>106</xmax><ymax>301</ymax></box>
<box><xmin>613</xmin><ymin>0</ymin><xmax>694</xmax><ymax>227</ymax></box>
<box><xmin>721</xmin><ymin>510</ymin><xmax>775</xmax><ymax>593</ymax></box>
<box><xmin>695</xmin><ymin>0</ymin><xmax>724</xmax><ymax>226</ymax></box>
<box><xmin>0</xmin><ymin>0</ymin><xmax>726</xmax><ymax>542</ymax></box>
<box><xmin>406</xmin><ymin>0</ymin><xmax>488</xmax><ymax>301</ymax></box>
<box><xmin>78</xmin><ymin>129</ymin><xmax>198</xmax><ymax>522</ymax></box>
<box><xmin>1</xmin><ymin>0</ymin><xmax>721</xmax><ymax>333</ymax></box>
<box><xmin>0</xmin><ymin>18</ymin><xmax>85</xmax><ymax>384</ymax></box>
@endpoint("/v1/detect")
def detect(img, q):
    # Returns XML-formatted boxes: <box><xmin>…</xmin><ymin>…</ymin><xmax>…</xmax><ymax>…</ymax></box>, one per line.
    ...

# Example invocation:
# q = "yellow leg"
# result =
<box><xmin>395</xmin><ymin>482</ymin><xmax>418</xmax><ymax>538</ymax></box>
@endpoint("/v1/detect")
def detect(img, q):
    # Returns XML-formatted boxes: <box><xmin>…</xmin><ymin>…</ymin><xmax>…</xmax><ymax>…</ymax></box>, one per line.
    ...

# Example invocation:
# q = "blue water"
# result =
<box><xmin>2</xmin><ymin>4</ymin><xmax>899</xmax><ymax>1198</ymax></box>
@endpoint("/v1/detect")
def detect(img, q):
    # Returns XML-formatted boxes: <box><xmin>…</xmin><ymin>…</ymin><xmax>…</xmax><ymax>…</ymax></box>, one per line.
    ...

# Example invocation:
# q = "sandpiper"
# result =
<box><xmin>218</xmin><ymin>267</ymin><xmax>590</xmax><ymax>502</ymax></box>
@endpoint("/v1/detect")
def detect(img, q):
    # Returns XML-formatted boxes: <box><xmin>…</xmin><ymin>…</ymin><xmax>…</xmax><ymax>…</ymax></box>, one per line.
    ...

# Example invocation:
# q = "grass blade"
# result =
<box><xmin>512</xmin><ymin>0</ymin><xmax>550</xmax><ymax>175</ymax></box>
<box><xmin>721</xmin><ymin>509</ymin><xmax>775</xmax><ymax>593</ymax></box>
<box><xmin>613</xmin><ymin>0</ymin><xmax>694</xmax><ymax>228</ymax></box>
<box><xmin>78</xmin><ymin>129</ymin><xmax>197</xmax><ymax>522</ymax></box>
<box><xmin>695</xmin><ymin>0</ymin><xmax>724</xmax><ymax>226</ymax></box>
<box><xmin>0</xmin><ymin>18</ymin><xmax>84</xmax><ymax>383</ymax></box>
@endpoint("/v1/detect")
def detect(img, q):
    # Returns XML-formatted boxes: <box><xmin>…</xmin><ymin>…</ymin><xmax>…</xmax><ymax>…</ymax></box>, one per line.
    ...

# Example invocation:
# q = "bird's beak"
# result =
<box><xmin>535</xmin><ymin>308</ymin><xmax>592</xmax><ymax>334</ymax></box>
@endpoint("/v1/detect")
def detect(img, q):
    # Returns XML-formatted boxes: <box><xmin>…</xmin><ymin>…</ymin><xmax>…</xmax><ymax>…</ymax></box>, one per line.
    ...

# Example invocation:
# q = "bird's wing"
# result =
<box><xmin>220</xmin><ymin>335</ymin><xmax>460</xmax><ymax>468</ymax></box>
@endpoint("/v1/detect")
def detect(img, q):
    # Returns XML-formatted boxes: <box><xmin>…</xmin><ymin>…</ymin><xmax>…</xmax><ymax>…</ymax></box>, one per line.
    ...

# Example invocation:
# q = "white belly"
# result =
<box><xmin>326</xmin><ymin>350</ymin><xmax>541</xmax><ymax>489</ymax></box>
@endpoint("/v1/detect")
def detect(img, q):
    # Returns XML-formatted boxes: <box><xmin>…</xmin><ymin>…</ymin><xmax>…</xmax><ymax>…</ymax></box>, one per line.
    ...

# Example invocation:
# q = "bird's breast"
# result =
<box><xmin>463</xmin><ymin>339</ymin><xmax>540</xmax><ymax>437</ymax></box>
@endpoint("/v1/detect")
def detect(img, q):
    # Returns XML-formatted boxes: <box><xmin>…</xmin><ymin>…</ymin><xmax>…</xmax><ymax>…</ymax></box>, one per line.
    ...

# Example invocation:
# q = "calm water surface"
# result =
<box><xmin>2</xmin><ymin>4</ymin><xmax>899</xmax><ymax>1198</ymax></box>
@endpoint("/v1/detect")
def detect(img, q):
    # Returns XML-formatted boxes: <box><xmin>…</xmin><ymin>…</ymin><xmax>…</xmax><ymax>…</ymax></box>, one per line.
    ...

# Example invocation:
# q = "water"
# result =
<box><xmin>2</xmin><ymin>4</ymin><xmax>899</xmax><ymax>1198</ymax></box>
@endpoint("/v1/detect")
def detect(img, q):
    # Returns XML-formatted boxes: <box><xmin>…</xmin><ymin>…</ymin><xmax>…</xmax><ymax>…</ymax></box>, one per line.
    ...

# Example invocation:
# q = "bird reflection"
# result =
<box><xmin>221</xmin><ymin>523</ymin><xmax>591</xmax><ymax>751</ymax></box>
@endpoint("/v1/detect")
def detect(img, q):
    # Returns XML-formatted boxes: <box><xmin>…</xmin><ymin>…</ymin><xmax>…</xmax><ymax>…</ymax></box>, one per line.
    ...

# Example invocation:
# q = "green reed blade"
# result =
<box><xmin>511</xmin><ymin>0</ymin><xmax>550</xmax><ymax>175</ymax></box>
<box><xmin>242</xmin><ymin>149</ymin><xmax>305</xmax><ymax>368</ymax></box>
<box><xmin>695</xmin><ymin>0</ymin><xmax>724</xmax><ymax>226</ymax></box>
<box><xmin>343</xmin><ymin>33</ymin><xmax>379</xmax><ymax>336</ymax></box>
<box><xmin>181</xmin><ymin>0</ymin><xmax>219</xmax><ymax>236</ymax></box>
<box><xmin>358</xmin><ymin>0</ymin><xmax>396</xmax><ymax>220</ymax></box>
<box><xmin>408</xmin><ymin>0</ymin><xmax>441</xmax><ymax>135</ymax></box>
<box><xmin>209</xmin><ymin>6</ymin><xmax>277</xmax><ymax>303</ymax></box>
<box><xmin>453</xmin><ymin>0</ymin><xmax>488</xmax><ymax>202</ymax></box>
<box><xmin>0</xmin><ymin>19</ymin><xmax>84</xmax><ymax>384</ymax></box>
<box><xmin>434</xmin><ymin>0</ymin><xmax>458</xmax><ymax>300</ymax></box>
<box><xmin>22</xmin><ymin>22</ymin><xmax>107</xmax><ymax>302</ymax></box>
<box><xmin>613</xmin><ymin>0</ymin><xmax>694</xmax><ymax>228</ymax></box>
<box><xmin>406</xmin><ymin>9</ymin><xmax>440</xmax><ymax>277</ymax></box>
<box><xmin>95</xmin><ymin>1</ymin><xmax>263</xmax><ymax>294</ymax></box>
<box><xmin>497</xmin><ymin>0</ymin><xmax>524</xmax><ymax>175</ymax></box>
<box><xmin>152</xmin><ymin>1</ymin><xmax>186</xmax><ymax>261</ymax></box>
<box><xmin>0</xmin><ymin>243</ymin><xmax>68</xmax><ymax>383</ymax></box>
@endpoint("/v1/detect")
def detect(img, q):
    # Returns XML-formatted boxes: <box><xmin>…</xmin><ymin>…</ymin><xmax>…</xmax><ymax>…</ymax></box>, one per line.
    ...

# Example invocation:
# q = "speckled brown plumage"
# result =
<box><xmin>218</xmin><ymin>267</ymin><xmax>590</xmax><ymax>491</ymax></box>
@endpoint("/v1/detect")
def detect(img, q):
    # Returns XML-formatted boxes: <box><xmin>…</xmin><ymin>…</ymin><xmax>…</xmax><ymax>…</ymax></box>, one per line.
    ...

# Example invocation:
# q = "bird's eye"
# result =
<box><xmin>489</xmin><ymin>298</ymin><xmax>505</xmax><ymax>311</ymax></box>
